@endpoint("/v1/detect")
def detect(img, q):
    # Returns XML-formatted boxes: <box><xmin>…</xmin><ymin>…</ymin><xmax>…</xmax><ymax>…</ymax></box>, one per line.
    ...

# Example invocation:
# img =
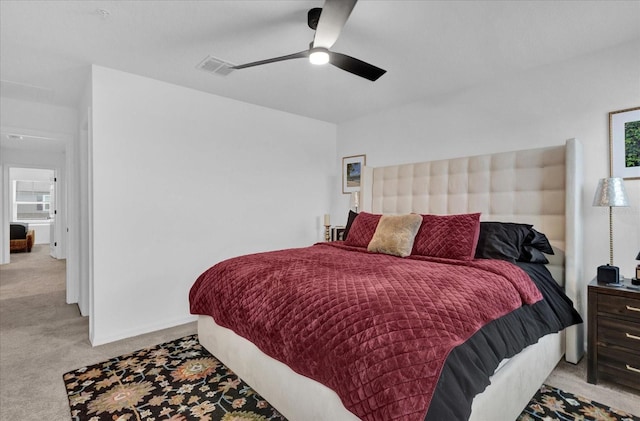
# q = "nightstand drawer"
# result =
<box><xmin>598</xmin><ymin>294</ymin><xmax>640</xmax><ymax>322</ymax></box>
<box><xmin>598</xmin><ymin>316</ymin><xmax>640</xmax><ymax>350</ymax></box>
<box><xmin>597</xmin><ymin>346</ymin><xmax>640</xmax><ymax>390</ymax></box>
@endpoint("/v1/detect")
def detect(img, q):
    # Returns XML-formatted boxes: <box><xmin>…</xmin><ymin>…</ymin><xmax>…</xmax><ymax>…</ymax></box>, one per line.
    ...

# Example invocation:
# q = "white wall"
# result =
<box><xmin>89</xmin><ymin>66</ymin><xmax>336</xmax><ymax>345</ymax></box>
<box><xmin>0</xmin><ymin>97</ymin><xmax>77</xmax><ymax>135</ymax></box>
<box><xmin>71</xmin><ymin>76</ymin><xmax>93</xmax><ymax>317</ymax></box>
<box><xmin>336</xmin><ymin>40</ymin><xmax>640</xmax><ymax>318</ymax></box>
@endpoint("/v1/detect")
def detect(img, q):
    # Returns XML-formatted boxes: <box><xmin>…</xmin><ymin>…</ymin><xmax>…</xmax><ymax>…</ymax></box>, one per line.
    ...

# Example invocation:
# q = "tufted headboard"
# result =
<box><xmin>360</xmin><ymin>139</ymin><xmax>584</xmax><ymax>363</ymax></box>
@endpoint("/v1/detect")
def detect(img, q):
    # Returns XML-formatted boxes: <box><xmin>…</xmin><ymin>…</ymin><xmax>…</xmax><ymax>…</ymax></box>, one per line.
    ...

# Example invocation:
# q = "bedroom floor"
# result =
<box><xmin>0</xmin><ymin>245</ymin><xmax>637</xmax><ymax>420</ymax></box>
<box><xmin>545</xmin><ymin>358</ymin><xmax>639</xmax><ymax>415</ymax></box>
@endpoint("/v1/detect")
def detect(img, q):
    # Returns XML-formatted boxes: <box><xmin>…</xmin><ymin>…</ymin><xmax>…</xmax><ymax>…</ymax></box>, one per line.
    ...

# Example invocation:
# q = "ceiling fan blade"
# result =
<box><xmin>312</xmin><ymin>0</ymin><xmax>357</xmax><ymax>49</ymax></box>
<box><xmin>329</xmin><ymin>52</ymin><xmax>386</xmax><ymax>81</ymax></box>
<box><xmin>232</xmin><ymin>51</ymin><xmax>309</xmax><ymax>70</ymax></box>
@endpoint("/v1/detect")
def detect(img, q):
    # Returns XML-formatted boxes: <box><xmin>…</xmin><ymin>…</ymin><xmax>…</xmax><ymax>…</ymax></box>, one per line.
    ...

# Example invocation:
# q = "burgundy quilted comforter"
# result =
<box><xmin>189</xmin><ymin>243</ymin><xmax>542</xmax><ymax>421</ymax></box>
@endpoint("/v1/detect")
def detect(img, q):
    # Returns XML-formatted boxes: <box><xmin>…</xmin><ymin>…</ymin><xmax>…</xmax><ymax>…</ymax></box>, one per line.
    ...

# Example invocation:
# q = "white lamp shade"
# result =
<box><xmin>592</xmin><ymin>177</ymin><xmax>629</xmax><ymax>207</ymax></box>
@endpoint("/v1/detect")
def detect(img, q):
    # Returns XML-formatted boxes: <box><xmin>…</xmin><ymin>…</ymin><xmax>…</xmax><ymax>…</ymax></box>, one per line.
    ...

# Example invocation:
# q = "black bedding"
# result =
<box><xmin>425</xmin><ymin>262</ymin><xmax>583</xmax><ymax>421</ymax></box>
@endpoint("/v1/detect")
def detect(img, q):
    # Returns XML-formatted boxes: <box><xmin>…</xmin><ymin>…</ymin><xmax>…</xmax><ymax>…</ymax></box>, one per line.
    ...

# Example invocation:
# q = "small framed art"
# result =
<box><xmin>610</xmin><ymin>106</ymin><xmax>640</xmax><ymax>179</ymax></box>
<box><xmin>342</xmin><ymin>154</ymin><xmax>366</xmax><ymax>194</ymax></box>
<box><xmin>331</xmin><ymin>226</ymin><xmax>346</xmax><ymax>241</ymax></box>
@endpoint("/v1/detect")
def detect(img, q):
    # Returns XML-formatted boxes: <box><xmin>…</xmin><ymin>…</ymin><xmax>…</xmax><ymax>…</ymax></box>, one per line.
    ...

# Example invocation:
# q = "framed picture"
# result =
<box><xmin>610</xmin><ymin>106</ymin><xmax>640</xmax><ymax>179</ymax></box>
<box><xmin>342</xmin><ymin>154</ymin><xmax>366</xmax><ymax>194</ymax></box>
<box><xmin>331</xmin><ymin>226</ymin><xmax>346</xmax><ymax>241</ymax></box>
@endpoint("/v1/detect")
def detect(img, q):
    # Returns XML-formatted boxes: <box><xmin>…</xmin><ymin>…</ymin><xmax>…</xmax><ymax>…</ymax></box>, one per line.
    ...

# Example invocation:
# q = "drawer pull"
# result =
<box><xmin>626</xmin><ymin>364</ymin><xmax>640</xmax><ymax>374</ymax></box>
<box><xmin>626</xmin><ymin>333</ymin><xmax>640</xmax><ymax>341</ymax></box>
<box><xmin>626</xmin><ymin>305</ymin><xmax>640</xmax><ymax>313</ymax></box>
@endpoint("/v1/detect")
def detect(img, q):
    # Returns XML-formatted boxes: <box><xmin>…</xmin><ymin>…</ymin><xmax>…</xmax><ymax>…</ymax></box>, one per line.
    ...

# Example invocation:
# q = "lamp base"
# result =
<box><xmin>597</xmin><ymin>264</ymin><xmax>620</xmax><ymax>284</ymax></box>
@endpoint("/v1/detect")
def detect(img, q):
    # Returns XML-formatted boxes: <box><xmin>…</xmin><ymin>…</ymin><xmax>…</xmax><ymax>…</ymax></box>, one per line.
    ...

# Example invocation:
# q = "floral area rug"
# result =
<box><xmin>64</xmin><ymin>335</ymin><xmax>638</xmax><ymax>421</ymax></box>
<box><xmin>63</xmin><ymin>335</ymin><xmax>287</xmax><ymax>421</ymax></box>
<box><xmin>518</xmin><ymin>384</ymin><xmax>639</xmax><ymax>421</ymax></box>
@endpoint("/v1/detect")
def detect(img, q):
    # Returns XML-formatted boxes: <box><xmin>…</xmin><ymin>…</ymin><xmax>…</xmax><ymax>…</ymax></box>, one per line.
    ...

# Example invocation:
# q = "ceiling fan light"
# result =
<box><xmin>309</xmin><ymin>48</ymin><xmax>330</xmax><ymax>65</ymax></box>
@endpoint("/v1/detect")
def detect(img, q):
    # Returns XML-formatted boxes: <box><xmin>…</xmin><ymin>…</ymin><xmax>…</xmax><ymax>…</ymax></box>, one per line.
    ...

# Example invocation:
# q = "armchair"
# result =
<box><xmin>10</xmin><ymin>223</ymin><xmax>35</xmax><ymax>253</ymax></box>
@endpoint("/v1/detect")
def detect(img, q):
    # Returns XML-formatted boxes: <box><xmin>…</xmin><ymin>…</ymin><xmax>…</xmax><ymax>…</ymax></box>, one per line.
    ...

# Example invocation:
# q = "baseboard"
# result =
<box><xmin>90</xmin><ymin>314</ymin><xmax>197</xmax><ymax>346</ymax></box>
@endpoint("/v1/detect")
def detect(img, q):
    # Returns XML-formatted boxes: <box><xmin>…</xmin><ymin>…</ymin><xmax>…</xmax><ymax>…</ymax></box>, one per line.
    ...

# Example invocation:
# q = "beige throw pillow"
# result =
<box><xmin>367</xmin><ymin>214</ymin><xmax>423</xmax><ymax>257</ymax></box>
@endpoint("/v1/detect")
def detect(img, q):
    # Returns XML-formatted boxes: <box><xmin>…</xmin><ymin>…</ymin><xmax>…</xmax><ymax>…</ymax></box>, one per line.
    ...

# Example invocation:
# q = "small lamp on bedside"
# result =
<box><xmin>635</xmin><ymin>251</ymin><xmax>640</xmax><ymax>283</ymax></box>
<box><xmin>324</xmin><ymin>214</ymin><xmax>331</xmax><ymax>242</ymax></box>
<box><xmin>592</xmin><ymin>177</ymin><xmax>629</xmax><ymax>284</ymax></box>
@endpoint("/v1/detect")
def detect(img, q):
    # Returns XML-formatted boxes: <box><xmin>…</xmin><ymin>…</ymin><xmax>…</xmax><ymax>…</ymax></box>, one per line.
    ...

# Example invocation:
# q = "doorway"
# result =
<box><xmin>2</xmin><ymin>166</ymin><xmax>67</xmax><ymax>303</ymax></box>
<box><xmin>8</xmin><ymin>167</ymin><xmax>56</xmax><ymax>258</ymax></box>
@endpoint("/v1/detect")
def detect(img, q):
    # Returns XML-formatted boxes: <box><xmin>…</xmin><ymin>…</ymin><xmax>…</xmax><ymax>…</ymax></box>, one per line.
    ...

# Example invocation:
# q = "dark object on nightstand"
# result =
<box><xmin>635</xmin><ymin>251</ymin><xmax>640</xmax><ymax>282</ymax></box>
<box><xmin>587</xmin><ymin>278</ymin><xmax>640</xmax><ymax>391</ymax></box>
<box><xmin>597</xmin><ymin>264</ymin><xmax>620</xmax><ymax>284</ymax></box>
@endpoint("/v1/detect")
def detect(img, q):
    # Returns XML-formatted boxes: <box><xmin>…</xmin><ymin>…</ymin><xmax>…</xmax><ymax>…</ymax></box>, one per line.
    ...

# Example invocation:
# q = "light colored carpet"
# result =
<box><xmin>0</xmin><ymin>244</ymin><xmax>66</xmax><ymax>300</ymax></box>
<box><xmin>0</xmin><ymin>246</ymin><xmax>196</xmax><ymax>421</ymax></box>
<box><xmin>545</xmin><ymin>358</ymin><xmax>639</xmax><ymax>415</ymax></box>
<box><xmin>0</xmin><ymin>246</ymin><xmax>637</xmax><ymax>420</ymax></box>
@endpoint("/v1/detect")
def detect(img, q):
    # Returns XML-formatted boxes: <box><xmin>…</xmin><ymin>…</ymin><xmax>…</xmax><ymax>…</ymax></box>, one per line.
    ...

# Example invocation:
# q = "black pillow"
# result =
<box><xmin>474</xmin><ymin>222</ymin><xmax>533</xmax><ymax>262</ymax></box>
<box><xmin>527</xmin><ymin>228</ymin><xmax>554</xmax><ymax>255</ymax></box>
<box><xmin>475</xmin><ymin>222</ymin><xmax>555</xmax><ymax>264</ymax></box>
<box><xmin>343</xmin><ymin>210</ymin><xmax>358</xmax><ymax>241</ymax></box>
<box><xmin>522</xmin><ymin>245</ymin><xmax>549</xmax><ymax>264</ymax></box>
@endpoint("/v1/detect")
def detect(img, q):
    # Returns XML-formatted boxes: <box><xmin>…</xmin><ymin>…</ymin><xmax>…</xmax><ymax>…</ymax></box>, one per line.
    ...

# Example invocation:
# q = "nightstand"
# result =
<box><xmin>587</xmin><ymin>277</ymin><xmax>640</xmax><ymax>391</ymax></box>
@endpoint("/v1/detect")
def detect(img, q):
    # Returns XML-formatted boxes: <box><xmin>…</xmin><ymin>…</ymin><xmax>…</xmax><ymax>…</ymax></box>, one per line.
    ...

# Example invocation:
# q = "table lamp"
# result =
<box><xmin>592</xmin><ymin>177</ymin><xmax>629</xmax><ymax>284</ymax></box>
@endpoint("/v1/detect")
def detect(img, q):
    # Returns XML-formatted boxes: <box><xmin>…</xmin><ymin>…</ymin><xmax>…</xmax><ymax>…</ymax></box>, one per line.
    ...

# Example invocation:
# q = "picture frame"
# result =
<box><xmin>609</xmin><ymin>106</ymin><xmax>640</xmax><ymax>179</ymax></box>
<box><xmin>342</xmin><ymin>154</ymin><xmax>366</xmax><ymax>194</ymax></box>
<box><xmin>331</xmin><ymin>226</ymin><xmax>346</xmax><ymax>242</ymax></box>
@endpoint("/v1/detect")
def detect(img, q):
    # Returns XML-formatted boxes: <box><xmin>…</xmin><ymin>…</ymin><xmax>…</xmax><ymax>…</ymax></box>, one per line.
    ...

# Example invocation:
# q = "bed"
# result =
<box><xmin>190</xmin><ymin>139</ymin><xmax>584</xmax><ymax>421</ymax></box>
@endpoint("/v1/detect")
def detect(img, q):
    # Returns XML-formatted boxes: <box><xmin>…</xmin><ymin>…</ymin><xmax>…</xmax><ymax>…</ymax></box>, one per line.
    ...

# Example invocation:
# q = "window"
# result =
<box><xmin>13</xmin><ymin>180</ymin><xmax>53</xmax><ymax>220</ymax></box>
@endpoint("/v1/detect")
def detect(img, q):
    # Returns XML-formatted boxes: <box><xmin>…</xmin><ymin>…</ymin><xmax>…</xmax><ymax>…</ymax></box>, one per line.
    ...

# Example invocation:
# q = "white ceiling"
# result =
<box><xmin>1</xmin><ymin>0</ymin><xmax>639</xmax><ymax>124</ymax></box>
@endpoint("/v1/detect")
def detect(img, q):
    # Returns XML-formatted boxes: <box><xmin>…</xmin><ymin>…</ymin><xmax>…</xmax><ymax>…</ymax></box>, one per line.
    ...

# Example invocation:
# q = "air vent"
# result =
<box><xmin>196</xmin><ymin>56</ymin><xmax>235</xmax><ymax>76</ymax></box>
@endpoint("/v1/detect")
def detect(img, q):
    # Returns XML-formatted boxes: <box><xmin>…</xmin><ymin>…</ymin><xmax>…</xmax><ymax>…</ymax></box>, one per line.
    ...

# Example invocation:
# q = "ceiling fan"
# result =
<box><xmin>231</xmin><ymin>0</ymin><xmax>386</xmax><ymax>81</ymax></box>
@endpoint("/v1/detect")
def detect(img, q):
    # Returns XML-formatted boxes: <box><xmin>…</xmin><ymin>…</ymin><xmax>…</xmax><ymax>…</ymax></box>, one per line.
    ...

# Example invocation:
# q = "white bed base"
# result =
<box><xmin>199</xmin><ymin>315</ymin><xmax>361</xmax><ymax>421</ymax></box>
<box><xmin>199</xmin><ymin>317</ymin><xmax>563</xmax><ymax>421</ymax></box>
<box><xmin>197</xmin><ymin>139</ymin><xmax>584</xmax><ymax>420</ymax></box>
